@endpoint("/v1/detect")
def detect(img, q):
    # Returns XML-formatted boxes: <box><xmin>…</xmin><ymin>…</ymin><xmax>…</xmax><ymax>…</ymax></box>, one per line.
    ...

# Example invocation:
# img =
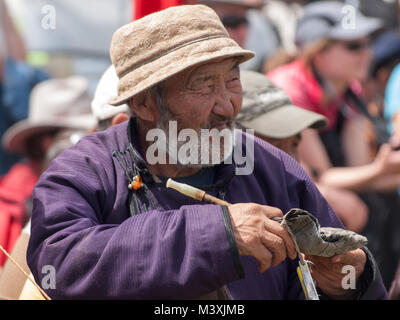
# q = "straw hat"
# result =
<box><xmin>236</xmin><ymin>71</ymin><xmax>327</xmax><ymax>139</ymax></box>
<box><xmin>2</xmin><ymin>76</ymin><xmax>96</xmax><ymax>155</ymax></box>
<box><xmin>109</xmin><ymin>4</ymin><xmax>254</xmax><ymax>106</ymax></box>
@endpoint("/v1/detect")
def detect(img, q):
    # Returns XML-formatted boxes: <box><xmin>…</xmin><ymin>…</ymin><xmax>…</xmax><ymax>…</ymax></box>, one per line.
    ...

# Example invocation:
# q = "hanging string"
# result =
<box><xmin>0</xmin><ymin>244</ymin><xmax>51</xmax><ymax>300</ymax></box>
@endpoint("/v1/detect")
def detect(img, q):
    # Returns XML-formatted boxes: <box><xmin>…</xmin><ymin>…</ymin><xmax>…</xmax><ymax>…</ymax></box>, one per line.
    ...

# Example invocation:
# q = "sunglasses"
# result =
<box><xmin>220</xmin><ymin>14</ymin><xmax>248</xmax><ymax>29</ymax></box>
<box><xmin>340</xmin><ymin>40</ymin><xmax>371</xmax><ymax>52</ymax></box>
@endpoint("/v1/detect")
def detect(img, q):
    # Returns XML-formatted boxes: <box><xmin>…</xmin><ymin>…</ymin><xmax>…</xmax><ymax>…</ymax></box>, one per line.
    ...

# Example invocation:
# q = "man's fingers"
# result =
<box><xmin>261</xmin><ymin>206</ymin><xmax>284</xmax><ymax>219</ymax></box>
<box><xmin>260</xmin><ymin>232</ymin><xmax>287</xmax><ymax>267</ymax></box>
<box><xmin>228</xmin><ymin>203</ymin><xmax>299</xmax><ymax>269</ymax></box>
<box><xmin>264</xmin><ymin>219</ymin><xmax>297</xmax><ymax>260</ymax></box>
<box><xmin>330</xmin><ymin>249</ymin><xmax>366</xmax><ymax>266</ymax></box>
<box><xmin>330</xmin><ymin>251</ymin><xmax>358</xmax><ymax>264</ymax></box>
<box><xmin>309</xmin><ymin>268</ymin><xmax>346</xmax><ymax>296</ymax></box>
<box><xmin>306</xmin><ymin>255</ymin><xmax>344</xmax><ymax>274</ymax></box>
<box><xmin>309</xmin><ymin>259</ymin><xmax>343</xmax><ymax>282</ymax></box>
<box><xmin>252</xmin><ymin>243</ymin><xmax>273</xmax><ymax>273</ymax></box>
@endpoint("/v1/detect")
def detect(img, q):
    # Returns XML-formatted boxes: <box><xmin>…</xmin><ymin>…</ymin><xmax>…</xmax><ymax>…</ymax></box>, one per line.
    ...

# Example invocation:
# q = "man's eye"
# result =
<box><xmin>227</xmin><ymin>77</ymin><xmax>240</xmax><ymax>87</ymax></box>
<box><xmin>203</xmin><ymin>85</ymin><xmax>215</xmax><ymax>93</ymax></box>
<box><xmin>191</xmin><ymin>84</ymin><xmax>214</xmax><ymax>94</ymax></box>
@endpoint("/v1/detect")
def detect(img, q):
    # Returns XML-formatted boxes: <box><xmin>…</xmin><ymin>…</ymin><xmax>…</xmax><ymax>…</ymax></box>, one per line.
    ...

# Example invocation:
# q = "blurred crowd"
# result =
<box><xmin>1</xmin><ymin>0</ymin><xmax>400</xmax><ymax>299</ymax></box>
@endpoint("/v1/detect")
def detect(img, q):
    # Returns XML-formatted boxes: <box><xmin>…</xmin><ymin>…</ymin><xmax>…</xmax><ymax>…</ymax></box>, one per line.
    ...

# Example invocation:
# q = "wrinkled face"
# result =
<box><xmin>162</xmin><ymin>57</ymin><xmax>242</xmax><ymax>130</ymax></box>
<box><xmin>155</xmin><ymin>57</ymin><xmax>243</xmax><ymax>167</ymax></box>
<box><xmin>314</xmin><ymin>37</ymin><xmax>372</xmax><ymax>82</ymax></box>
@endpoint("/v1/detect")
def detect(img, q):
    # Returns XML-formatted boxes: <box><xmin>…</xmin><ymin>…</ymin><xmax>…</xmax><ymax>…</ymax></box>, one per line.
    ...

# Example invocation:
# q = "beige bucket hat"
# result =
<box><xmin>2</xmin><ymin>76</ymin><xmax>96</xmax><ymax>155</ymax></box>
<box><xmin>109</xmin><ymin>4</ymin><xmax>255</xmax><ymax>106</ymax></box>
<box><xmin>236</xmin><ymin>71</ymin><xmax>327</xmax><ymax>139</ymax></box>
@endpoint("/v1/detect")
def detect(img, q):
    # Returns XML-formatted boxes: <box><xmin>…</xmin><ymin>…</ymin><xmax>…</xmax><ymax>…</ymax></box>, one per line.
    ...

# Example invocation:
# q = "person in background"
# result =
<box><xmin>268</xmin><ymin>1</ymin><xmax>400</xmax><ymax>288</ymax></box>
<box><xmin>197</xmin><ymin>0</ymin><xmax>280</xmax><ymax>71</ymax></box>
<box><xmin>133</xmin><ymin>0</ymin><xmax>183</xmax><ymax>20</ymax></box>
<box><xmin>384</xmin><ymin>63</ymin><xmax>400</xmax><ymax>148</ymax></box>
<box><xmin>0</xmin><ymin>128</ymin><xmax>87</xmax><ymax>300</ymax></box>
<box><xmin>380</xmin><ymin>33</ymin><xmax>400</xmax><ymax>301</ymax></box>
<box><xmin>0</xmin><ymin>0</ymin><xmax>49</xmax><ymax>175</ymax></box>
<box><xmin>0</xmin><ymin>76</ymin><xmax>96</xmax><ymax>269</ymax></box>
<box><xmin>363</xmin><ymin>31</ymin><xmax>400</xmax><ymax>156</ymax></box>
<box><xmin>262</xmin><ymin>0</ymin><xmax>305</xmax><ymax>55</ymax></box>
<box><xmin>266</xmin><ymin>1</ymin><xmax>400</xmax><ymax>194</ymax></box>
<box><xmin>0</xmin><ymin>65</ymin><xmax>125</xmax><ymax>300</ymax></box>
<box><xmin>358</xmin><ymin>0</ymin><xmax>399</xmax><ymax>32</ymax></box>
<box><xmin>260</xmin><ymin>0</ymin><xmax>305</xmax><ymax>74</ymax></box>
<box><xmin>236</xmin><ymin>70</ymin><xmax>370</xmax><ymax>233</ymax></box>
<box><xmin>91</xmin><ymin>65</ymin><xmax>130</xmax><ymax>132</ymax></box>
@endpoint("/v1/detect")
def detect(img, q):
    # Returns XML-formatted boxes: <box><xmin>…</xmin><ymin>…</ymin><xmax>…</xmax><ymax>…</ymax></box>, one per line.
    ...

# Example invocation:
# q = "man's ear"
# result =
<box><xmin>111</xmin><ymin>113</ymin><xmax>130</xmax><ymax>126</ymax></box>
<box><xmin>129</xmin><ymin>91</ymin><xmax>159</xmax><ymax>123</ymax></box>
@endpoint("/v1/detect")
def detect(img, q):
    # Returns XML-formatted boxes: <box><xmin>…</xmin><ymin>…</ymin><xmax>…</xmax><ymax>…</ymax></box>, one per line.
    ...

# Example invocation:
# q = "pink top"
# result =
<box><xmin>268</xmin><ymin>59</ymin><xmax>362</xmax><ymax>131</ymax></box>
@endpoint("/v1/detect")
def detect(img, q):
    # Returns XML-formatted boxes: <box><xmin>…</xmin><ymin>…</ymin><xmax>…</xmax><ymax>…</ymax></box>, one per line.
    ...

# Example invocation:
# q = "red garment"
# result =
<box><xmin>0</xmin><ymin>162</ymin><xmax>40</xmax><ymax>266</ymax></box>
<box><xmin>267</xmin><ymin>59</ymin><xmax>362</xmax><ymax>131</ymax></box>
<box><xmin>133</xmin><ymin>0</ymin><xmax>183</xmax><ymax>20</ymax></box>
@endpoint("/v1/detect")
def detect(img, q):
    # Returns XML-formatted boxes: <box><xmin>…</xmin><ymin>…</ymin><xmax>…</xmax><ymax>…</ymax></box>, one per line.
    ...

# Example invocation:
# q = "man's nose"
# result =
<box><xmin>213</xmin><ymin>81</ymin><xmax>235</xmax><ymax>118</ymax></box>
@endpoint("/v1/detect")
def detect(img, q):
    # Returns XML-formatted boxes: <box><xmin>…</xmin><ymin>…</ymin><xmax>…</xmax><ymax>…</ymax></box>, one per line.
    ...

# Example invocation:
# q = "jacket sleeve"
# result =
<box><xmin>27</xmin><ymin>150</ymin><xmax>241</xmax><ymax>299</ymax></box>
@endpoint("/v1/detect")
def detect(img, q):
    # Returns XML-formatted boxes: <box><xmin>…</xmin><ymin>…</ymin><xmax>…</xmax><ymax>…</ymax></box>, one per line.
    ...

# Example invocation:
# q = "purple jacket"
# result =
<box><xmin>27</xmin><ymin>119</ymin><xmax>388</xmax><ymax>299</ymax></box>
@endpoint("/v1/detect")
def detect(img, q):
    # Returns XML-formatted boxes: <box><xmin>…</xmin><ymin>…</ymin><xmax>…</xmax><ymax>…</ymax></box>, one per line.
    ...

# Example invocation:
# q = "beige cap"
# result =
<box><xmin>236</xmin><ymin>71</ymin><xmax>327</xmax><ymax>139</ymax></box>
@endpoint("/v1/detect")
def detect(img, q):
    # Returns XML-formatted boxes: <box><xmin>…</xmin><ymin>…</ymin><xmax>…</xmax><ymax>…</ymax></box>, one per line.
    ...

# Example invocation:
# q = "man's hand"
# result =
<box><xmin>305</xmin><ymin>248</ymin><xmax>367</xmax><ymax>298</ymax></box>
<box><xmin>228</xmin><ymin>203</ymin><xmax>297</xmax><ymax>273</ymax></box>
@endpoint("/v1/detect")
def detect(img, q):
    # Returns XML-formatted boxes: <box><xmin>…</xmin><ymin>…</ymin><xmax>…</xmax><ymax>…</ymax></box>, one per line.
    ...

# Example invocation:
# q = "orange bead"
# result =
<box><xmin>130</xmin><ymin>175</ymin><xmax>143</xmax><ymax>190</ymax></box>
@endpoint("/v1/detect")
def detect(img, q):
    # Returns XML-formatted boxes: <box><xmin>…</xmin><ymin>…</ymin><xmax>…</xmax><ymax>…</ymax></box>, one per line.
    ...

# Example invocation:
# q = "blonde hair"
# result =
<box><xmin>299</xmin><ymin>38</ymin><xmax>335</xmax><ymax>68</ymax></box>
<box><xmin>262</xmin><ymin>48</ymin><xmax>298</xmax><ymax>74</ymax></box>
<box><xmin>264</xmin><ymin>38</ymin><xmax>336</xmax><ymax>74</ymax></box>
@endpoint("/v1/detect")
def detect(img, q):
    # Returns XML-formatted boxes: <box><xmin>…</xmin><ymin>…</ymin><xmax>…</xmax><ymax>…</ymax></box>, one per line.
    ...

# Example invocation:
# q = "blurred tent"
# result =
<box><xmin>16</xmin><ymin>0</ymin><xmax>131</xmax><ymax>55</ymax></box>
<box><xmin>5</xmin><ymin>0</ymin><xmax>187</xmax><ymax>92</ymax></box>
<box><xmin>5</xmin><ymin>0</ymin><xmax>132</xmax><ymax>93</ymax></box>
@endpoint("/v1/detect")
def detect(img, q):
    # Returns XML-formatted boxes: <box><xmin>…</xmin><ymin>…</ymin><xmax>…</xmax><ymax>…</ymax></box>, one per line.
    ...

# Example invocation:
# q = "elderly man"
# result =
<box><xmin>27</xmin><ymin>5</ymin><xmax>387</xmax><ymax>299</ymax></box>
